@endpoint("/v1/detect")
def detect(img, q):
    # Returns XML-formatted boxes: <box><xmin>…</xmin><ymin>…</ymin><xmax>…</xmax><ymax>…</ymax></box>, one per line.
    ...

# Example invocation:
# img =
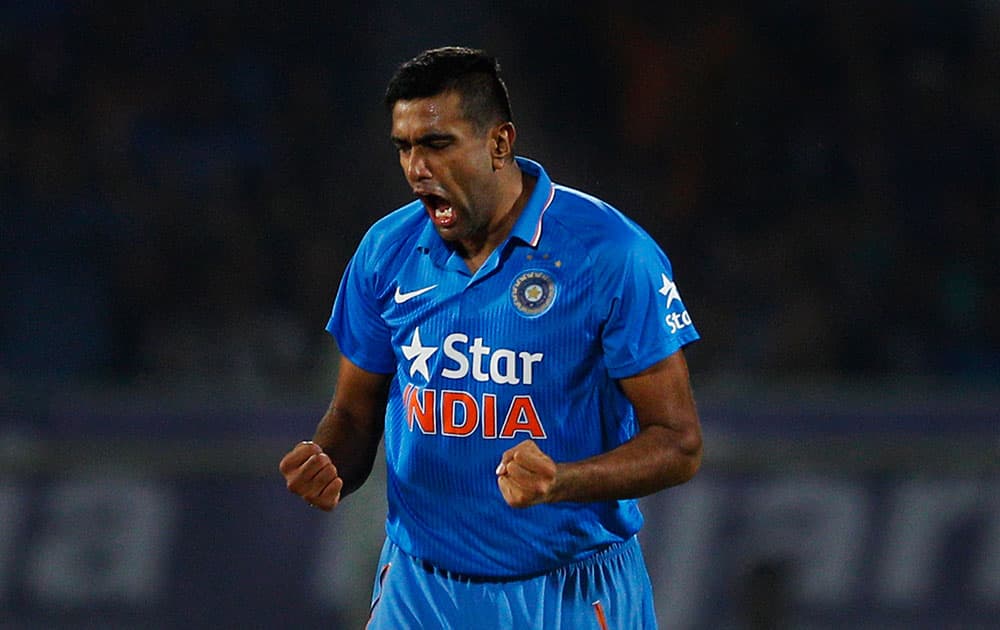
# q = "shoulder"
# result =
<box><xmin>544</xmin><ymin>185</ymin><xmax>662</xmax><ymax>261</ymax></box>
<box><xmin>354</xmin><ymin>200</ymin><xmax>427</xmax><ymax>266</ymax></box>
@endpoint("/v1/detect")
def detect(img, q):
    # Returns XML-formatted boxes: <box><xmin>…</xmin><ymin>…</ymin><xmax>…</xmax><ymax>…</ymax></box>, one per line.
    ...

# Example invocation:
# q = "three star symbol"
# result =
<box><xmin>401</xmin><ymin>327</ymin><xmax>437</xmax><ymax>381</ymax></box>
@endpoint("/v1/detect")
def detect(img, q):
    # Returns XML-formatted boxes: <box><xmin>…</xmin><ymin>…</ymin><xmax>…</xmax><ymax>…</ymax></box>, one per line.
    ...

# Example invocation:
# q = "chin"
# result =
<box><xmin>434</xmin><ymin>225</ymin><xmax>461</xmax><ymax>240</ymax></box>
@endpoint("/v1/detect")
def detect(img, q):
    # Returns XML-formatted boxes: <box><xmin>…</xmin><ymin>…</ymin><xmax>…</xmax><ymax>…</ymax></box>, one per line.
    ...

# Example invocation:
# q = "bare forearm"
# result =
<box><xmin>550</xmin><ymin>424</ymin><xmax>702</xmax><ymax>503</ymax></box>
<box><xmin>312</xmin><ymin>404</ymin><xmax>383</xmax><ymax>497</ymax></box>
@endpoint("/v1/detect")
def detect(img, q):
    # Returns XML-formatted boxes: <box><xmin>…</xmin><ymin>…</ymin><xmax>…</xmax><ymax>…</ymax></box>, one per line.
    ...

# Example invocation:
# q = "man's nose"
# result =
<box><xmin>406</xmin><ymin>151</ymin><xmax>432</xmax><ymax>182</ymax></box>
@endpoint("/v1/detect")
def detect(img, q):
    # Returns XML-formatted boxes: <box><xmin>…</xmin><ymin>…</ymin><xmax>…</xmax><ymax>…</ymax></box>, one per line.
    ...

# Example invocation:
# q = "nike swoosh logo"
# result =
<box><xmin>394</xmin><ymin>284</ymin><xmax>438</xmax><ymax>304</ymax></box>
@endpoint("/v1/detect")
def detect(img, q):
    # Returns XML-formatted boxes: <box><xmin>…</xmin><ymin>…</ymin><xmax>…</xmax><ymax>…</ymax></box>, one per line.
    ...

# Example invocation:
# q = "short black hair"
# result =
<box><xmin>384</xmin><ymin>46</ymin><xmax>513</xmax><ymax>129</ymax></box>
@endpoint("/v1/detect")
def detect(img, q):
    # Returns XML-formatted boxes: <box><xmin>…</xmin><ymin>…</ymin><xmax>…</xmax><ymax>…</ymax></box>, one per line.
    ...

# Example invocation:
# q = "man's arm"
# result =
<box><xmin>279</xmin><ymin>355</ymin><xmax>391</xmax><ymax>510</ymax></box>
<box><xmin>496</xmin><ymin>349</ymin><xmax>702</xmax><ymax>507</ymax></box>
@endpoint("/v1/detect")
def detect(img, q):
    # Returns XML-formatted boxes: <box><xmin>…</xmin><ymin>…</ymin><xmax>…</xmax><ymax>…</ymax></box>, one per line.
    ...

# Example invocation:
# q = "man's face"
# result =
<box><xmin>390</xmin><ymin>90</ymin><xmax>499</xmax><ymax>244</ymax></box>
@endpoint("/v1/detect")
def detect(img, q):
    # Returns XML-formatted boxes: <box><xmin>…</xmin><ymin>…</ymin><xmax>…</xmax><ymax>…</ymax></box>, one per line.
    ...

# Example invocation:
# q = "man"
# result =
<box><xmin>279</xmin><ymin>46</ymin><xmax>702</xmax><ymax>629</ymax></box>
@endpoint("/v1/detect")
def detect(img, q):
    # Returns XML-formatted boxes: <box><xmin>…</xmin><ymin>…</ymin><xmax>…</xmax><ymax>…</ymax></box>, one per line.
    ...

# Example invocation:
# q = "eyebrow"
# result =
<box><xmin>391</xmin><ymin>132</ymin><xmax>456</xmax><ymax>147</ymax></box>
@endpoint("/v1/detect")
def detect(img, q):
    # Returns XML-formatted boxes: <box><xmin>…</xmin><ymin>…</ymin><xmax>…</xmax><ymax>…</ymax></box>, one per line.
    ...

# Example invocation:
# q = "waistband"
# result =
<box><xmin>413</xmin><ymin>536</ymin><xmax>638</xmax><ymax>584</ymax></box>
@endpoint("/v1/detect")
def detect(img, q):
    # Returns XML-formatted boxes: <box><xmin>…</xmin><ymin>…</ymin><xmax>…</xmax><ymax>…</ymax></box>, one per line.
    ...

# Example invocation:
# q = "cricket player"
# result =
<box><xmin>280</xmin><ymin>46</ymin><xmax>703</xmax><ymax>629</ymax></box>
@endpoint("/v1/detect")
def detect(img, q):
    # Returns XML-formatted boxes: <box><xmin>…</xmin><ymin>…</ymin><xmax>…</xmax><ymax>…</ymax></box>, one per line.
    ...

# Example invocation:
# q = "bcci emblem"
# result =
<box><xmin>511</xmin><ymin>270</ymin><xmax>556</xmax><ymax>317</ymax></box>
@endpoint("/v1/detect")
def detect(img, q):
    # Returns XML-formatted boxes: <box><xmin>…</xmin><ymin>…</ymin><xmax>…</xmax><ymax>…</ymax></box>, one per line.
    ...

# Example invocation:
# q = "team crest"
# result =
<box><xmin>511</xmin><ymin>270</ymin><xmax>556</xmax><ymax>317</ymax></box>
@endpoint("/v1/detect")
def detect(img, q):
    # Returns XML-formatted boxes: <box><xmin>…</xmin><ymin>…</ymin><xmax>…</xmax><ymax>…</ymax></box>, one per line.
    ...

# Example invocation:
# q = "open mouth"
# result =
<box><xmin>420</xmin><ymin>193</ymin><xmax>456</xmax><ymax>228</ymax></box>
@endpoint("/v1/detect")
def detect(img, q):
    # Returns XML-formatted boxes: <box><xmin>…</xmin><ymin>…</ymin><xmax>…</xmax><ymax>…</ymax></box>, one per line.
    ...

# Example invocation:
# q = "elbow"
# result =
<box><xmin>683</xmin><ymin>443</ymin><xmax>702</xmax><ymax>483</ymax></box>
<box><xmin>640</xmin><ymin>416</ymin><xmax>703</xmax><ymax>491</ymax></box>
<box><xmin>642</xmin><ymin>424</ymin><xmax>704</xmax><ymax>492</ymax></box>
<box><xmin>672</xmin><ymin>427</ymin><xmax>703</xmax><ymax>486</ymax></box>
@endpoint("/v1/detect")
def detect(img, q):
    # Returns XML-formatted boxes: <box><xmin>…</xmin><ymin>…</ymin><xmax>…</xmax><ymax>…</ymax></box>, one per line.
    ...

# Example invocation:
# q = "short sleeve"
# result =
<box><xmin>326</xmin><ymin>245</ymin><xmax>396</xmax><ymax>374</ymax></box>
<box><xmin>598</xmin><ymin>235</ymin><xmax>699</xmax><ymax>379</ymax></box>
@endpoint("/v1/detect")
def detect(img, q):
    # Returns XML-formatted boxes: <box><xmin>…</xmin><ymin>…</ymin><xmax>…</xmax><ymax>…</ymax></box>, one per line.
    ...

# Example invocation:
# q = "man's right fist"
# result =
<box><xmin>278</xmin><ymin>441</ymin><xmax>343</xmax><ymax>511</ymax></box>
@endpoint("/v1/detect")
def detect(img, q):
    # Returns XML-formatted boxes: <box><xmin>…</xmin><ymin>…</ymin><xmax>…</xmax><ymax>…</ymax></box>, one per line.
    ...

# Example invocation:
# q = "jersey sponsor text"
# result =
<box><xmin>402</xmin><ymin>384</ymin><xmax>547</xmax><ymax>439</ymax></box>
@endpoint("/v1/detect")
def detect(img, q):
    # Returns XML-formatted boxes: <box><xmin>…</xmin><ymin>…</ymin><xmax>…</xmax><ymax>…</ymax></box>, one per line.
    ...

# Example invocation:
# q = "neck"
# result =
<box><xmin>460</xmin><ymin>166</ymin><xmax>535</xmax><ymax>273</ymax></box>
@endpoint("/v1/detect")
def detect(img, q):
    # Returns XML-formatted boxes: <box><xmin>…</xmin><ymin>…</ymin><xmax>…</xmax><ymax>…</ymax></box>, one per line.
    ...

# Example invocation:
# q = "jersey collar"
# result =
<box><xmin>415</xmin><ymin>156</ymin><xmax>556</xmax><ymax>271</ymax></box>
<box><xmin>508</xmin><ymin>156</ymin><xmax>556</xmax><ymax>248</ymax></box>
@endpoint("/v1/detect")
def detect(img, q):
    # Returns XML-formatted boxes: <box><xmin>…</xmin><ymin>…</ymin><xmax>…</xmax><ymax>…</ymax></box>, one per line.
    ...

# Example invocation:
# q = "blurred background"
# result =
<box><xmin>1</xmin><ymin>1</ymin><xmax>998</xmax><ymax>628</ymax></box>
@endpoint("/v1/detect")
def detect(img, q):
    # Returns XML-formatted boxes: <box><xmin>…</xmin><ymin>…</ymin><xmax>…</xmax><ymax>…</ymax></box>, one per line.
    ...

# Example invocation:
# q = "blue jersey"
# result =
<box><xmin>328</xmin><ymin>157</ymin><xmax>699</xmax><ymax>578</ymax></box>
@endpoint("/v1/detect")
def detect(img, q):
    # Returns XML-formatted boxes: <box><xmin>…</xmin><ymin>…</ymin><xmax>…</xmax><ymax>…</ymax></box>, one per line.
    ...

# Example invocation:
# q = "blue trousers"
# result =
<box><xmin>366</xmin><ymin>536</ymin><xmax>657</xmax><ymax>629</ymax></box>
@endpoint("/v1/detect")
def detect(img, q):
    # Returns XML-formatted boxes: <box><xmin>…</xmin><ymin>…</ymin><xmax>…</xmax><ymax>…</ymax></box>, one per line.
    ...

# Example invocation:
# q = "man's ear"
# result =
<box><xmin>491</xmin><ymin>122</ymin><xmax>516</xmax><ymax>170</ymax></box>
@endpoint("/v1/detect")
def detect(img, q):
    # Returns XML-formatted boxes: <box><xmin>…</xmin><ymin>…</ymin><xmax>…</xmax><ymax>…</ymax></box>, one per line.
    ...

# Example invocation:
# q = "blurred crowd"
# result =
<box><xmin>2</xmin><ymin>1</ymin><xmax>998</xmax><ymax>401</ymax></box>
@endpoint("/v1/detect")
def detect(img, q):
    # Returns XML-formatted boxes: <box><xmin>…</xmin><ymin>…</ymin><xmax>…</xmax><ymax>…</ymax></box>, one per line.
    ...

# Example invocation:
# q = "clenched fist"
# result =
<box><xmin>495</xmin><ymin>440</ymin><xmax>559</xmax><ymax>508</ymax></box>
<box><xmin>279</xmin><ymin>441</ymin><xmax>343</xmax><ymax>511</ymax></box>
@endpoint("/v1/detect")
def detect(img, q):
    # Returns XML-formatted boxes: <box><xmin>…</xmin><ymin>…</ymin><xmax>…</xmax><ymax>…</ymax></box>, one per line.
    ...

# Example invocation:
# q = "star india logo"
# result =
<box><xmin>401</xmin><ymin>327</ymin><xmax>437</xmax><ymax>380</ymax></box>
<box><xmin>658</xmin><ymin>272</ymin><xmax>693</xmax><ymax>334</ymax></box>
<box><xmin>659</xmin><ymin>273</ymin><xmax>681</xmax><ymax>308</ymax></box>
<box><xmin>399</xmin><ymin>326</ymin><xmax>546</xmax><ymax>386</ymax></box>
